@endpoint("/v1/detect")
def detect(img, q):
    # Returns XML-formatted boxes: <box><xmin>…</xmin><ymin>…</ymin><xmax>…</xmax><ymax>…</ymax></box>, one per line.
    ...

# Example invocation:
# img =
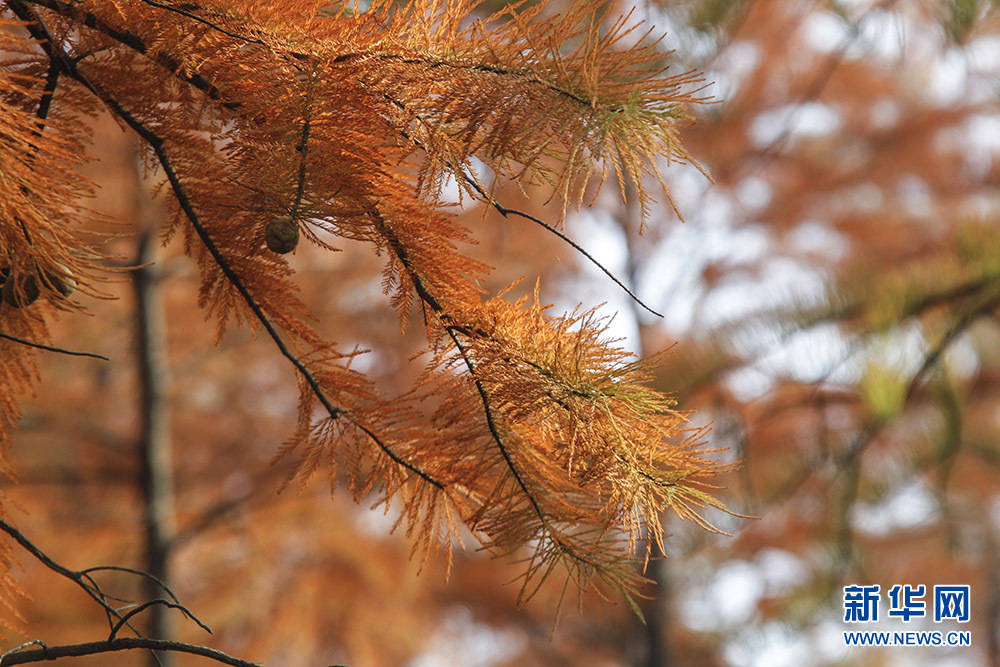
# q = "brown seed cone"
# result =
<box><xmin>2</xmin><ymin>273</ymin><xmax>40</xmax><ymax>308</ymax></box>
<box><xmin>265</xmin><ymin>215</ymin><xmax>299</xmax><ymax>254</ymax></box>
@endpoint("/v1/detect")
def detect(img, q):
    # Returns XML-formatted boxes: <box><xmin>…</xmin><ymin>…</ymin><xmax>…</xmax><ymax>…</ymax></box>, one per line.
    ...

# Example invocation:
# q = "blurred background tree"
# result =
<box><xmin>4</xmin><ymin>0</ymin><xmax>1000</xmax><ymax>666</ymax></box>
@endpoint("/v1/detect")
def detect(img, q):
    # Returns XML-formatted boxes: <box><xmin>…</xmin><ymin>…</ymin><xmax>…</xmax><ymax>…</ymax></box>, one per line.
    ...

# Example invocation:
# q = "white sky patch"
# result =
<box><xmin>749</xmin><ymin>103</ymin><xmax>842</xmax><ymax>147</ymax></box>
<box><xmin>724</xmin><ymin>621</ymin><xmax>815</xmax><ymax>667</ymax></box>
<box><xmin>802</xmin><ymin>7</ymin><xmax>908</xmax><ymax>62</ymax></box>
<box><xmin>813</xmin><ymin>618</ymin><xmax>851</xmax><ymax>664</ymax></box>
<box><xmin>852</xmin><ymin>9</ymin><xmax>907</xmax><ymax>63</ymax></box>
<box><xmin>665</xmin><ymin>159</ymin><xmax>714</xmax><ymax>212</ymax></box>
<box><xmin>801</xmin><ymin>11</ymin><xmax>851</xmax><ymax>54</ymax></box>
<box><xmin>340</xmin><ymin>344</ymin><xmax>381</xmax><ymax>375</ymax></box>
<box><xmin>936</xmin><ymin>112</ymin><xmax>1000</xmax><ymax>181</ymax></box>
<box><xmin>757</xmin><ymin>322</ymin><xmax>855</xmax><ymax>386</ymax></box>
<box><xmin>555</xmin><ymin>210</ymin><xmax>642</xmax><ymax>355</ymax></box>
<box><xmin>596</xmin><ymin>162</ymin><xmax>719</xmax><ymax>334</ymax></box>
<box><xmin>943</xmin><ymin>332</ymin><xmax>980</xmax><ymax>380</ymax></box>
<box><xmin>642</xmin><ymin>216</ymin><xmax>769</xmax><ymax>334</ymax></box>
<box><xmin>870</xmin><ymin>97</ymin><xmax>901</xmax><ymax>129</ymax></box>
<box><xmin>737</xmin><ymin>176</ymin><xmax>773</xmax><ymax>212</ymax></box>
<box><xmin>409</xmin><ymin>607</ymin><xmax>526</xmax><ymax>667</ymax></box>
<box><xmin>698</xmin><ymin>255</ymin><xmax>827</xmax><ymax>330</ymax></box>
<box><xmin>437</xmin><ymin>172</ymin><xmax>463</xmax><ymax>206</ymax></box>
<box><xmin>895</xmin><ymin>174</ymin><xmax>934</xmax><ymax>217</ymax></box>
<box><xmin>722</xmin><ymin>223</ymin><xmax>771</xmax><ymax>265</ymax></box>
<box><xmin>966</xmin><ymin>34</ymin><xmax>1000</xmax><ymax>72</ymax></box>
<box><xmin>964</xmin><ymin>114</ymin><xmax>1000</xmax><ymax>177</ymax></box>
<box><xmin>870</xmin><ymin>320</ymin><xmax>934</xmax><ymax>380</ymax></box>
<box><xmin>724</xmin><ymin>365</ymin><xmax>776</xmax><ymax>403</ymax></box>
<box><xmin>852</xmin><ymin>479</ymin><xmax>940</xmax><ymax>535</ymax></box>
<box><xmin>787</xmin><ymin>220</ymin><xmax>849</xmax><ymax>261</ymax></box>
<box><xmin>644</xmin><ymin>3</ymin><xmax>719</xmax><ymax>65</ymax></box>
<box><xmin>437</xmin><ymin>157</ymin><xmax>491</xmax><ymax>206</ymax></box>
<box><xmin>681</xmin><ymin>559</ymin><xmax>765</xmax><ymax>631</ymax></box>
<box><xmin>926</xmin><ymin>47</ymin><xmax>968</xmax><ymax>106</ymax></box>
<box><xmin>756</xmin><ymin>549</ymin><xmax>809</xmax><ymax>595</ymax></box>
<box><xmin>708</xmin><ymin>40</ymin><xmax>763</xmax><ymax>101</ymax></box>
<box><xmin>353</xmin><ymin>503</ymin><xmax>400</xmax><ymax>538</ymax></box>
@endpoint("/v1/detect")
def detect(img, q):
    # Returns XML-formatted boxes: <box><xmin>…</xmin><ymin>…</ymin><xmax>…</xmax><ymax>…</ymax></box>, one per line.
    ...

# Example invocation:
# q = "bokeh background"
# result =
<box><xmin>4</xmin><ymin>0</ymin><xmax>1000</xmax><ymax>665</ymax></box>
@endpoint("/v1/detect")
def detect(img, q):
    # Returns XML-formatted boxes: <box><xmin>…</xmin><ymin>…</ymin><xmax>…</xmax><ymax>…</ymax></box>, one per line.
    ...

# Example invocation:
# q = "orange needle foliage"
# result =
<box><xmin>0</xmin><ymin>0</ymin><xmax>730</xmax><ymax>612</ymax></box>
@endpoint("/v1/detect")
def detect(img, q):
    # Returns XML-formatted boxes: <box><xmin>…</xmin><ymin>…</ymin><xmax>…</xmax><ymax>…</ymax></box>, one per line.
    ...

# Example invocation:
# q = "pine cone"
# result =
<box><xmin>265</xmin><ymin>215</ymin><xmax>299</xmax><ymax>254</ymax></box>
<box><xmin>2</xmin><ymin>272</ymin><xmax>40</xmax><ymax>308</ymax></box>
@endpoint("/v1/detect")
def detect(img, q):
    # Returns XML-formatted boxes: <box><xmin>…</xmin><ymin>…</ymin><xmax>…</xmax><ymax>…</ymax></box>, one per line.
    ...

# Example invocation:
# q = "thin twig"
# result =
<box><xmin>0</xmin><ymin>332</ymin><xmax>109</xmax><ymax>360</ymax></box>
<box><xmin>462</xmin><ymin>176</ymin><xmax>664</xmax><ymax>318</ymax></box>
<box><xmin>108</xmin><ymin>599</ymin><xmax>212</xmax><ymax>640</ymax></box>
<box><xmin>902</xmin><ymin>292</ymin><xmax>1000</xmax><ymax>404</ymax></box>
<box><xmin>136</xmin><ymin>0</ymin><xmax>260</xmax><ymax>44</ymax></box>
<box><xmin>0</xmin><ymin>516</ymin><xmax>225</xmax><ymax>667</ymax></box>
<box><xmin>81</xmin><ymin>565</ymin><xmax>179</xmax><ymax>603</ymax></box>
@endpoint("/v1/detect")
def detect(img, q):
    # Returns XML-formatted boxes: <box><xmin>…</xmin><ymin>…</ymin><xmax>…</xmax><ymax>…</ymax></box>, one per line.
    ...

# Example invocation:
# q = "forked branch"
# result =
<box><xmin>0</xmin><ymin>518</ymin><xmax>229</xmax><ymax>666</ymax></box>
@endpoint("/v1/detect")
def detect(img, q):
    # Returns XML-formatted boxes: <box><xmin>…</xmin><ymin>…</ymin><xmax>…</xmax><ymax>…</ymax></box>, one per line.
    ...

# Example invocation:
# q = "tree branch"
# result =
<box><xmin>30</xmin><ymin>55</ymin><xmax>58</xmax><ymax>138</ymax></box>
<box><xmin>0</xmin><ymin>638</ymin><xmax>265</xmax><ymax>666</ymax></box>
<box><xmin>0</xmin><ymin>517</ymin><xmax>142</xmax><ymax>636</ymax></box>
<box><xmin>9</xmin><ymin>1</ymin><xmax>444</xmax><ymax>490</ymax></box>
<box><xmin>0</xmin><ymin>517</ymin><xmax>237</xmax><ymax>667</ymax></box>
<box><xmin>21</xmin><ymin>0</ymin><xmax>237</xmax><ymax>108</ymax></box>
<box><xmin>289</xmin><ymin>67</ymin><xmax>315</xmax><ymax>220</ymax></box>
<box><xmin>371</xmin><ymin>211</ymin><xmax>554</xmax><ymax>533</ymax></box>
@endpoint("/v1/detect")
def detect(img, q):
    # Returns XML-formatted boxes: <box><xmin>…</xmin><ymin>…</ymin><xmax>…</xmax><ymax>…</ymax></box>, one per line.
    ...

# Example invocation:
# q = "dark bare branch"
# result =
<box><xmin>0</xmin><ymin>638</ymin><xmax>265</xmax><ymax>666</ymax></box>
<box><xmin>109</xmin><ymin>599</ymin><xmax>212</xmax><ymax>640</ymax></box>
<box><xmin>0</xmin><ymin>332</ymin><xmax>109</xmax><ymax>360</ymax></box>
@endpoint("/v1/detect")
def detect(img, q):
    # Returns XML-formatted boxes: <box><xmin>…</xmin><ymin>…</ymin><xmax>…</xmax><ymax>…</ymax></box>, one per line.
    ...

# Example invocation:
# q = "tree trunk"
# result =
<box><xmin>617</xmin><ymin>181</ymin><xmax>672</xmax><ymax>667</ymax></box>
<box><xmin>128</xmin><ymin>143</ymin><xmax>176</xmax><ymax>667</ymax></box>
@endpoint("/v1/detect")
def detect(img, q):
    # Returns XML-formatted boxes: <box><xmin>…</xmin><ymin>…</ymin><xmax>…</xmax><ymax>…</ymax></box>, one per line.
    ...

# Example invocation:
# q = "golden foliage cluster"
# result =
<box><xmin>0</xmin><ymin>0</ymin><xmax>727</xmax><ymax>607</ymax></box>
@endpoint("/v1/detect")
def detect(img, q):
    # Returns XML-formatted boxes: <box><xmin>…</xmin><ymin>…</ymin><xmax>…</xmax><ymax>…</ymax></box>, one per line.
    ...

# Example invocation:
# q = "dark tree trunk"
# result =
<box><xmin>618</xmin><ymin>180</ymin><xmax>672</xmax><ymax>667</ymax></box>
<box><xmin>128</xmin><ymin>143</ymin><xmax>176</xmax><ymax>667</ymax></box>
